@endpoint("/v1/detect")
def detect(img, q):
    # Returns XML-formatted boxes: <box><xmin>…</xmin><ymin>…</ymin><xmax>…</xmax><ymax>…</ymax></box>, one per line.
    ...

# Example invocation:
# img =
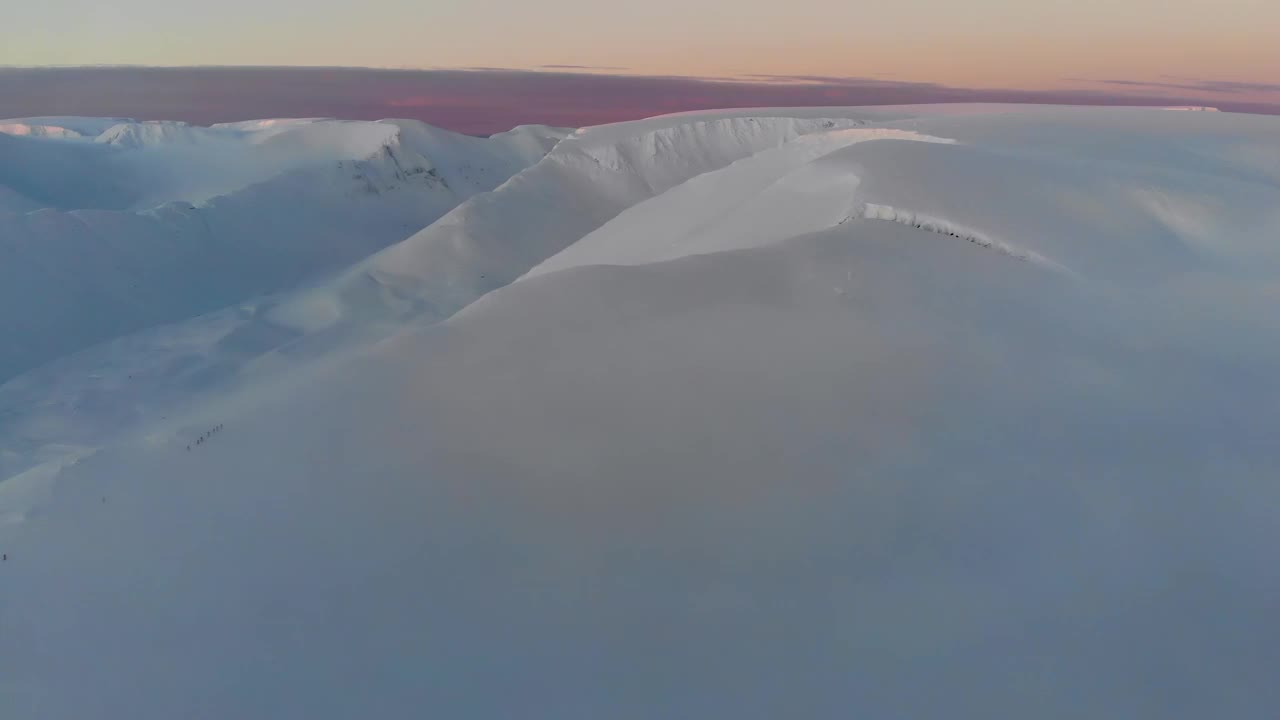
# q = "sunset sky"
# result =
<box><xmin>4</xmin><ymin>0</ymin><xmax>1278</xmax><ymax>130</ymax></box>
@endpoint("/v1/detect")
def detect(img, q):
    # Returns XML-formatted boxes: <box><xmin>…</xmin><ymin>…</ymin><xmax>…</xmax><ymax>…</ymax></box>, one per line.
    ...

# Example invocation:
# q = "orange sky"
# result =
<box><xmin>4</xmin><ymin>0</ymin><xmax>1278</xmax><ymax>103</ymax></box>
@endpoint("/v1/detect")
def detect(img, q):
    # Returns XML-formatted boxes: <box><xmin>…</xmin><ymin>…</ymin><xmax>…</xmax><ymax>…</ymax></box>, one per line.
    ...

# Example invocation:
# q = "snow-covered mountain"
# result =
<box><xmin>0</xmin><ymin>117</ymin><xmax>569</xmax><ymax>381</ymax></box>
<box><xmin>2</xmin><ymin>105</ymin><xmax>1280</xmax><ymax>718</ymax></box>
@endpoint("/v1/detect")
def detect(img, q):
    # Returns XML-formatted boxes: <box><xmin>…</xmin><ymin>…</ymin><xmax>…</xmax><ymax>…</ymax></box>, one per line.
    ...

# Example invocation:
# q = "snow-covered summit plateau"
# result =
<box><xmin>2</xmin><ymin>105</ymin><xmax>1279</xmax><ymax>718</ymax></box>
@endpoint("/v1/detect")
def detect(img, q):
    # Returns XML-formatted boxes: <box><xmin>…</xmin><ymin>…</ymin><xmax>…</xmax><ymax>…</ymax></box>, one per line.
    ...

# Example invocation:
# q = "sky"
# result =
<box><xmin>3</xmin><ymin>0</ymin><xmax>1278</xmax><ymax>131</ymax></box>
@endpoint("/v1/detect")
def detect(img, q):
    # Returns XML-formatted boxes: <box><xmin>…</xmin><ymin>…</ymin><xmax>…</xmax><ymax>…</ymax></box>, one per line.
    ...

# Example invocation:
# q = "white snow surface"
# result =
<box><xmin>0</xmin><ymin>117</ymin><xmax>569</xmax><ymax>380</ymax></box>
<box><xmin>2</xmin><ymin>105</ymin><xmax>1280</xmax><ymax>718</ymax></box>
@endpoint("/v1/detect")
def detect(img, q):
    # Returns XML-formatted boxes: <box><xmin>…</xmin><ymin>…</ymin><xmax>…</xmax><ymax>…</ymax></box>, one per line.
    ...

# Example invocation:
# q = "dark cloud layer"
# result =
<box><xmin>1091</xmin><ymin>77</ymin><xmax>1280</xmax><ymax>95</ymax></box>
<box><xmin>1</xmin><ymin>66</ymin><xmax>1276</xmax><ymax>135</ymax></box>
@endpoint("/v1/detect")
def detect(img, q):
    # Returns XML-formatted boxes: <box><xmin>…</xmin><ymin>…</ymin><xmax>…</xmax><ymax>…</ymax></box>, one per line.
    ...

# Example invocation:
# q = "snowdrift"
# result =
<box><xmin>2</xmin><ymin>105</ymin><xmax>1280</xmax><ymax>719</ymax></box>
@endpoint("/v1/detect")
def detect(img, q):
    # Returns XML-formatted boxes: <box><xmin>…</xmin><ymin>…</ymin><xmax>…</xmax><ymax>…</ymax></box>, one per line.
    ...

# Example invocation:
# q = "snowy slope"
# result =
<box><xmin>269</xmin><ymin>113</ymin><xmax>888</xmax><ymax>330</ymax></box>
<box><xmin>3</xmin><ymin>105</ymin><xmax>1280</xmax><ymax>718</ymax></box>
<box><xmin>533</xmin><ymin>108</ymin><xmax>1280</xmax><ymax>279</ymax></box>
<box><xmin>0</xmin><ymin>112</ymin><xmax>903</xmax><ymax>479</ymax></box>
<box><xmin>0</xmin><ymin>117</ymin><xmax>570</xmax><ymax>381</ymax></box>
